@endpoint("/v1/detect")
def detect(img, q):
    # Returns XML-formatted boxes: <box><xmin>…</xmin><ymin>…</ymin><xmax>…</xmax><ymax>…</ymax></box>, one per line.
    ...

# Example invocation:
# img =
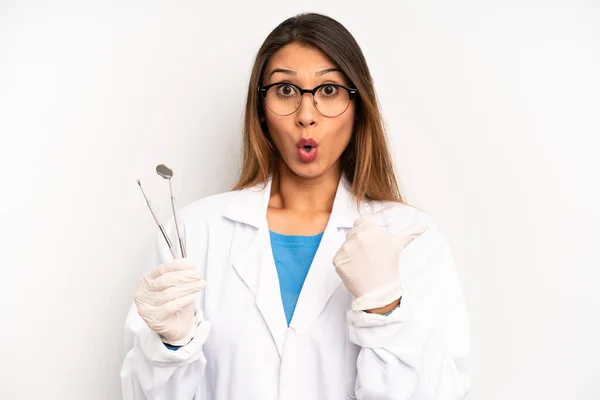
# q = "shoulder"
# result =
<box><xmin>177</xmin><ymin>189</ymin><xmax>242</xmax><ymax>227</ymax></box>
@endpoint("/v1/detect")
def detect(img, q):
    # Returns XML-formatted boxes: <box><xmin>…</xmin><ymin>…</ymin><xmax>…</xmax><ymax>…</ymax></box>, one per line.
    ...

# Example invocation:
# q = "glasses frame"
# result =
<box><xmin>257</xmin><ymin>82</ymin><xmax>359</xmax><ymax>117</ymax></box>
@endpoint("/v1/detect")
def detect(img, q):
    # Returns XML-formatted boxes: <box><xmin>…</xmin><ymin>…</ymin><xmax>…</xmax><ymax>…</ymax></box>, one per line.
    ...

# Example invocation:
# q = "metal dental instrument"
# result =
<box><xmin>137</xmin><ymin>179</ymin><xmax>177</xmax><ymax>259</ymax></box>
<box><xmin>156</xmin><ymin>164</ymin><xmax>186</xmax><ymax>258</ymax></box>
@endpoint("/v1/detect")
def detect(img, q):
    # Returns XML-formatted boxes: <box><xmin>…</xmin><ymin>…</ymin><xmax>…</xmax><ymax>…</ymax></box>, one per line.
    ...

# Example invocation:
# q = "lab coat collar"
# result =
<box><xmin>223</xmin><ymin>174</ymin><xmax>362</xmax><ymax>355</ymax></box>
<box><xmin>222</xmin><ymin>174</ymin><xmax>361</xmax><ymax>230</ymax></box>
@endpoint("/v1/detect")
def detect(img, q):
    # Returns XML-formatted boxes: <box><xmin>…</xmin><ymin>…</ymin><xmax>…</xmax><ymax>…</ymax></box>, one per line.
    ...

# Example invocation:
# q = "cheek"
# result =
<box><xmin>328</xmin><ymin>110</ymin><xmax>355</xmax><ymax>153</ymax></box>
<box><xmin>264</xmin><ymin>114</ymin><xmax>287</xmax><ymax>146</ymax></box>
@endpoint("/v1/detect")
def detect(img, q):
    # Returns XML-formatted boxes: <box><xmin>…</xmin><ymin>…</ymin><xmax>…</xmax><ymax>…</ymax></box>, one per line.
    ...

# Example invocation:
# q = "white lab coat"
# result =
<box><xmin>120</xmin><ymin>176</ymin><xmax>471</xmax><ymax>399</ymax></box>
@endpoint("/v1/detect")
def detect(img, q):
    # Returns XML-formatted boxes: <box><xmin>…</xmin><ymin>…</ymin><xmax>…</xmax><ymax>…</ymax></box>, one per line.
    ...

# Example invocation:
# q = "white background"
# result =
<box><xmin>1</xmin><ymin>1</ymin><xmax>599</xmax><ymax>399</ymax></box>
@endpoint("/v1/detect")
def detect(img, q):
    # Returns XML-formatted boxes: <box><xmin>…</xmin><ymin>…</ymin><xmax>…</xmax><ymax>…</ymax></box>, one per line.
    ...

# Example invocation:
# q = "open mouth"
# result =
<box><xmin>296</xmin><ymin>138</ymin><xmax>319</xmax><ymax>162</ymax></box>
<box><xmin>296</xmin><ymin>138</ymin><xmax>318</xmax><ymax>149</ymax></box>
<box><xmin>297</xmin><ymin>142</ymin><xmax>318</xmax><ymax>162</ymax></box>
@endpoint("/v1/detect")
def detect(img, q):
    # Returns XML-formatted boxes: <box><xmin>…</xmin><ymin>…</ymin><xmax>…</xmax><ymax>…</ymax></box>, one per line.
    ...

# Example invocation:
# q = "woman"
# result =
<box><xmin>121</xmin><ymin>12</ymin><xmax>471</xmax><ymax>400</ymax></box>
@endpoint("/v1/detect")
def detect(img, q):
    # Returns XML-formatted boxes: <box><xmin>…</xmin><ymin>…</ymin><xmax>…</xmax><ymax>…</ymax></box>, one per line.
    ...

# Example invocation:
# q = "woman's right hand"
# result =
<box><xmin>134</xmin><ymin>258</ymin><xmax>206</xmax><ymax>346</ymax></box>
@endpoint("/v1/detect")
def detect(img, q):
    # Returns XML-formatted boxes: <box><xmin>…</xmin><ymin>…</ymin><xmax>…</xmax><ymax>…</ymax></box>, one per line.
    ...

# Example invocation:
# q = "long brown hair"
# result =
<box><xmin>232</xmin><ymin>12</ymin><xmax>405</xmax><ymax>205</ymax></box>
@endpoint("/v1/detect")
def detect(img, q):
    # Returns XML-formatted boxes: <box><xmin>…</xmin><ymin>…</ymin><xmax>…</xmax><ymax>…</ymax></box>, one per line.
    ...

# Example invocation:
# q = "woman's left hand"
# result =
<box><xmin>333</xmin><ymin>214</ymin><xmax>428</xmax><ymax>311</ymax></box>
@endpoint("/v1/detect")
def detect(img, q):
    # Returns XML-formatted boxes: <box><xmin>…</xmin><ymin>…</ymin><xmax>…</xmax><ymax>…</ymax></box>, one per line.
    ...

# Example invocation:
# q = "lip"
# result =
<box><xmin>296</xmin><ymin>138</ymin><xmax>319</xmax><ymax>148</ymax></box>
<box><xmin>297</xmin><ymin>146</ymin><xmax>318</xmax><ymax>163</ymax></box>
<box><xmin>296</xmin><ymin>138</ymin><xmax>319</xmax><ymax>163</ymax></box>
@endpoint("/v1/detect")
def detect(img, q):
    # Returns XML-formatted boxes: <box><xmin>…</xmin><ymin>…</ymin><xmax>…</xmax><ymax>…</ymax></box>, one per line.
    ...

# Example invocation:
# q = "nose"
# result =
<box><xmin>295</xmin><ymin>92</ymin><xmax>318</xmax><ymax>127</ymax></box>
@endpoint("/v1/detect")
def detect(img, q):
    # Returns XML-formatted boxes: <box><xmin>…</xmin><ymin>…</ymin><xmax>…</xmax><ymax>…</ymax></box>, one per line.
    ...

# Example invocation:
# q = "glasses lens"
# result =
<box><xmin>314</xmin><ymin>85</ymin><xmax>350</xmax><ymax>117</ymax></box>
<box><xmin>265</xmin><ymin>84</ymin><xmax>301</xmax><ymax>116</ymax></box>
<box><xmin>264</xmin><ymin>84</ymin><xmax>351</xmax><ymax>117</ymax></box>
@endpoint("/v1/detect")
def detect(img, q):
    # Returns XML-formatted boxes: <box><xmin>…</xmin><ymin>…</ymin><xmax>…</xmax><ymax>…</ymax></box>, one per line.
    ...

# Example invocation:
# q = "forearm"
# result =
<box><xmin>364</xmin><ymin>297</ymin><xmax>401</xmax><ymax>314</ymax></box>
<box><xmin>349</xmin><ymin>296</ymin><xmax>471</xmax><ymax>400</ymax></box>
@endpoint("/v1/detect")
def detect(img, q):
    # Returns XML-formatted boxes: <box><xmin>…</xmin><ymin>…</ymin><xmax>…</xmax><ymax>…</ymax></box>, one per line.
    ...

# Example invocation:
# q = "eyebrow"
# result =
<box><xmin>315</xmin><ymin>67</ymin><xmax>341</xmax><ymax>76</ymax></box>
<box><xmin>268</xmin><ymin>67</ymin><xmax>341</xmax><ymax>79</ymax></box>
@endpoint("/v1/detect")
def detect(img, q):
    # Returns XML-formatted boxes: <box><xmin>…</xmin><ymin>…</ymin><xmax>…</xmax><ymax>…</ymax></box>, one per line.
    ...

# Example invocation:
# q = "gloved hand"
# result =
<box><xmin>134</xmin><ymin>258</ymin><xmax>206</xmax><ymax>346</ymax></box>
<box><xmin>333</xmin><ymin>214</ymin><xmax>428</xmax><ymax>311</ymax></box>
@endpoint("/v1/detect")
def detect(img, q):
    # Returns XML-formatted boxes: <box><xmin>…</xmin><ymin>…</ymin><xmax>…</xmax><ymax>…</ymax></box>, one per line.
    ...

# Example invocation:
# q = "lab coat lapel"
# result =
<box><xmin>289</xmin><ymin>176</ymin><xmax>361</xmax><ymax>334</ymax></box>
<box><xmin>223</xmin><ymin>175</ymin><xmax>362</xmax><ymax>353</ymax></box>
<box><xmin>224</xmin><ymin>177</ymin><xmax>288</xmax><ymax>357</ymax></box>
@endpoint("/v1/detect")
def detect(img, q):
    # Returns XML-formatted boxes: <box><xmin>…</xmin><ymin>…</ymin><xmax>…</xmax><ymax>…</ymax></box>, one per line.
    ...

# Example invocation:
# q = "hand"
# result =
<box><xmin>134</xmin><ymin>258</ymin><xmax>206</xmax><ymax>346</ymax></box>
<box><xmin>333</xmin><ymin>214</ymin><xmax>428</xmax><ymax>311</ymax></box>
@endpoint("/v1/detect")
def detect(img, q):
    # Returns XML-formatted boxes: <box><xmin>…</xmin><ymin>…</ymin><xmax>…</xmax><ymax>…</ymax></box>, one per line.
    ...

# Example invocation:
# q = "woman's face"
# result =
<box><xmin>263</xmin><ymin>42</ymin><xmax>355</xmax><ymax>181</ymax></box>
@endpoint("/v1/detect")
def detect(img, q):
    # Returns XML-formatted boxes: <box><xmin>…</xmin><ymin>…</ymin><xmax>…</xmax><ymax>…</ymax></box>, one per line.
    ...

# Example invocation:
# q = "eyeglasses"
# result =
<box><xmin>258</xmin><ymin>82</ymin><xmax>358</xmax><ymax>117</ymax></box>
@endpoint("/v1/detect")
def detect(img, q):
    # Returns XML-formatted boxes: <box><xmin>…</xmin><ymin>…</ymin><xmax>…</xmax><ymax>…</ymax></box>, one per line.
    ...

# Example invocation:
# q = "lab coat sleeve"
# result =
<box><xmin>347</xmin><ymin>223</ymin><xmax>472</xmax><ymax>400</ymax></box>
<box><xmin>120</xmin><ymin>219</ymin><xmax>212</xmax><ymax>400</ymax></box>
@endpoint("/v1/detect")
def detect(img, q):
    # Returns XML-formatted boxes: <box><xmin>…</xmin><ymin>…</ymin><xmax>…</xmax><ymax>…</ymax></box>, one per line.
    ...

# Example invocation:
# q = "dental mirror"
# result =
<box><xmin>156</xmin><ymin>164</ymin><xmax>173</xmax><ymax>180</ymax></box>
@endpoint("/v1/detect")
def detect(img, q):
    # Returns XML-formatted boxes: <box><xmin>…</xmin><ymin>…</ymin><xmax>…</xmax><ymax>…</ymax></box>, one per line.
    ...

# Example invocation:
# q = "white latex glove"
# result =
<box><xmin>333</xmin><ymin>214</ymin><xmax>428</xmax><ymax>311</ymax></box>
<box><xmin>134</xmin><ymin>258</ymin><xmax>206</xmax><ymax>346</ymax></box>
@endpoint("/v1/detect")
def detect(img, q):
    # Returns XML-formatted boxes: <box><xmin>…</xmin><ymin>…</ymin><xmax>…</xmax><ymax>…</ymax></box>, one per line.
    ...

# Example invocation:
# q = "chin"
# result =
<box><xmin>287</xmin><ymin>160</ymin><xmax>335</xmax><ymax>181</ymax></box>
<box><xmin>294</xmin><ymin>170</ymin><xmax>323</xmax><ymax>180</ymax></box>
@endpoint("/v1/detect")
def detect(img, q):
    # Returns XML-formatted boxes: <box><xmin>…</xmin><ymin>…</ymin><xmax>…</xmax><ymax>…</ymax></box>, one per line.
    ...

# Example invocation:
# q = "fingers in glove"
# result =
<box><xmin>332</xmin><ymin>246</ymin><xmax>352</xmax><ymax>266</ymax></box>
<box><xmin>352</xmin><ymin>215</ymin><xmax>381</xmax><ymax>229</ymax></box>
<box><xmin>164</xmin><ymin>293</ymin><xmax>198</xmax><ymax>314</ymax></box>
<box><xmin>392</xmin><ymin>223</ymin><xmax>429</xmax><ymax>250</ymax></box>
<box><xmin>352</xmin><ymin>205</ymin><xmax>397</xmax><ymax>228</ymax></box>
<box><xmin>147</xmin><ymin>258</ymin><xmax>195</xmax><ymax>280</ymax></box>
<box><xmin>148</xmin><ymin>280</ymin><xmax>206</xmax><ymax>306</ymax></box>
<box><xmin>148</xmin><ymin>268</ymin><xmax>204</xmax><ymax>291</ymax></box>
<box><xmin>344</xmin><ymin>222</ymin><xmax>388</xmax><ymax>247</ymax></box>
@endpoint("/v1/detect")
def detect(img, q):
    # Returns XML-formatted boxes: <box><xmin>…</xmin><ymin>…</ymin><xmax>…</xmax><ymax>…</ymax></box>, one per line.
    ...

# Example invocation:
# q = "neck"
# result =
<box><xmin>270</xmin><ymin>163</ymin><xmax>341</xmax><ymax>213</ymax></box>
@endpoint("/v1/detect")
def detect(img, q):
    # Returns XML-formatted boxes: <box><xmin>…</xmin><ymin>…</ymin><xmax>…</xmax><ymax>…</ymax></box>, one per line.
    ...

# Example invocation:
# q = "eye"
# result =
<box><xmin>275</xmin><ymin>84</ymin><xmax>297</xmax><ymax>97</ymax></box>
<box><xmin>319</xmin><ymin>84</ymin><xmax>338</xmax><ymax>97</ymax></box>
